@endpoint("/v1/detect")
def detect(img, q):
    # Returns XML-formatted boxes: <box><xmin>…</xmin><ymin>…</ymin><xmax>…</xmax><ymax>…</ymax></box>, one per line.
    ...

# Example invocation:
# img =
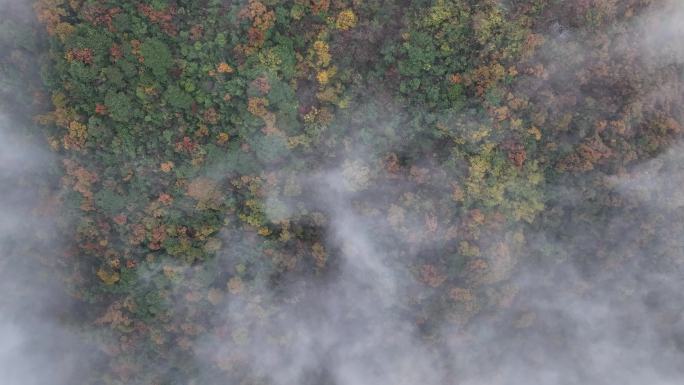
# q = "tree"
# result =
<box><xmin>140</xmin><ymin>38</ymin><xmax>172</xmax><ymax>79</ymax></box>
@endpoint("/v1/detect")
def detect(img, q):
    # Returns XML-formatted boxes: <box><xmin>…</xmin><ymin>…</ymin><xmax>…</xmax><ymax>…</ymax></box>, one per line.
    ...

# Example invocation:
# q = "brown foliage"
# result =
<box><xmin>34</xmin><ymin>0</ymin><xmax>67</xmax><ymax>36</ymax></box>
<box><xmin>203</xmin><ymin>108</ymin><xmax>219</xmax><ymax>125</ymax></box>
<box><xmin>310</xmin><ymin>0</ymin><xmax>330</xmax><ymax>14</ymax></box>
<box><xmin>557</xmin><ymin>136</ymin><xmax>613</xmax><ymax>172</ymax></box>
<box><xmin>238</xmin><ymin>0</ymin><xmax>276</xmax><ymax>52</ymax></box>
<box><xmin>420</xmin><ymin>264</ymin><xmax>447</xmax><ymax>288</ymax></box>
<box><xmin>62</xmin><ymin>159</ymin><xmax>98</xmax><ymax>211</ymax></box>
<box><xmin>109</xmin><ymin>43</ymin><xmax>123</xmax><ymax>61</ymax></box>
<box><xmin>67</xmin><ymin>48</ymin><xmax>94</xmax><ymax>65</ymax></box>
<box><xmin>138</xmin><ymin>4</ymin><xmax>177</xmax><ymax>36</ymax></box>
<box><xmin>82</xmin><ymin>4</ymin><xmax>121</xmax><ymax>31</ymax></box>
<box><xmin>383</xmin><ymin>152</ymin><xmax>401</xmax><ymax>175</ymax></box>
<box><xmin>505</xmin><ymin>142</ymin><xmax>527</xmax><ymax>168</ymax></box>
<box><xmin>186</xmin><ymin>177</ymin><xmax>220</xmax><ymax>202</ymax></box>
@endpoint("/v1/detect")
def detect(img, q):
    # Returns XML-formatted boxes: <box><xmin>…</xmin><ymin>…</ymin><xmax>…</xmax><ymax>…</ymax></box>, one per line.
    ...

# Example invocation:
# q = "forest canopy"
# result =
<box><xmin>1</xmin><ymin>0</ymin><xmax>684</xmax><ymax>384</ymax></box>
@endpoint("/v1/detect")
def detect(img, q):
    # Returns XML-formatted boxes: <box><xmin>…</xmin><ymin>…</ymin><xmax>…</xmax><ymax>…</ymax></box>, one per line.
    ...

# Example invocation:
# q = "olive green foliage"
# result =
<box><xmin>140</xmin><ymin>39</ymin><xmax>172</xmax><ymax>78</ymax></box>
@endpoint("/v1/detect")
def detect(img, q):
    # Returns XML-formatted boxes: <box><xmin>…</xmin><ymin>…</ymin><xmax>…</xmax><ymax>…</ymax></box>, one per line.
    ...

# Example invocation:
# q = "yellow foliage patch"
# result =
<box><xmin>335</xmin><ymin>9</ymin><xmax>357</xmax><ymax>30</ymax></box>
<box><xmin>216</xmin><ymin>62</ymin><xmax>233</xmax><ymax>73</ymax></box>
<box><xmin>160</xmin><ymin>161</ymin><xmax>175</xmax><ymax>172</ymax></box>
<box><xmin>97</xmin><ymin>268</ymin><xmax>120</xmax><ymax>285</ymax></box>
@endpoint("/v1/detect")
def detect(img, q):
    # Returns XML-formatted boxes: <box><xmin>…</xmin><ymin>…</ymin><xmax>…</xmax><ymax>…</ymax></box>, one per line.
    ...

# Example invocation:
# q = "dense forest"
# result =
<box><xmin>1</xmin><ymin>0</ymin><xmax>684</xmax><ymax>384</ymax></box>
